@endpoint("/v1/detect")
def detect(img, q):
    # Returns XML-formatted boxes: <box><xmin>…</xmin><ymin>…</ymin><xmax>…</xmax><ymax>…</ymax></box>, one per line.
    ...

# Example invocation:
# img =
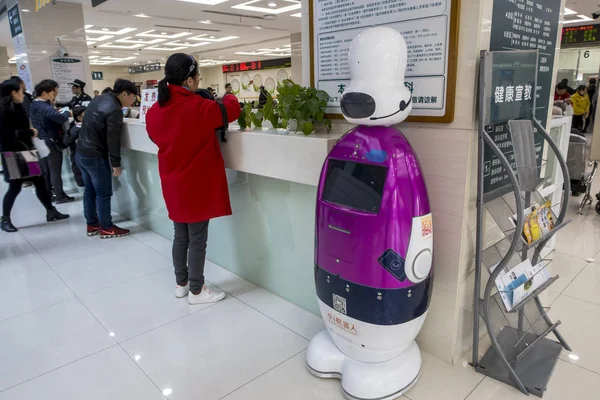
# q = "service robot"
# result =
<box><xmin>306</xmin><ymin>27</ymin><xmax>434</xmax><ymax>400</ymax></box>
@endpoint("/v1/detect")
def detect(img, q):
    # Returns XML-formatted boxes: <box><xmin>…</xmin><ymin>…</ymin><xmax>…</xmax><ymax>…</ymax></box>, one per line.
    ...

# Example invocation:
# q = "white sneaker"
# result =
<box><xmin>175</xmin><ymin>283</ymin><xmax>190</xmax><ymax>298</ymax></box>
<box><xmin>188</xmin><ymin>285</ymin><xmax>226</xmax><ymax>305</ymax></box>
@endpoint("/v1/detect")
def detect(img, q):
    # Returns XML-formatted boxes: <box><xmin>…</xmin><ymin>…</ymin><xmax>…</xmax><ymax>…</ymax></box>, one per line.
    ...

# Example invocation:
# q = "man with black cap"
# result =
<box><xmin>58</xmin><ymin>79</ymin><xmax>92</xmax><ymax>110</ymax></box>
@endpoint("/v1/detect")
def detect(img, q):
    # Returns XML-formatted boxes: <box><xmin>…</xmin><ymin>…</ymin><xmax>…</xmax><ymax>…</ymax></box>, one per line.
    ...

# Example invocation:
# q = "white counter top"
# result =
<box><xmin>121</xmin><ymin>119</ymin><xmax>342</xmax><ymax>186</ymax></box>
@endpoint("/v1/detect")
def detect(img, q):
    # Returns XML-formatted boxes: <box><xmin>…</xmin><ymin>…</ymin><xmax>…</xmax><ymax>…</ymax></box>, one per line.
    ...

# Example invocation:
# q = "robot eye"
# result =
<box><xmin>341</xmin><ymin>92</ymin><xmax>376</xmax><ymax>119</ymax></box>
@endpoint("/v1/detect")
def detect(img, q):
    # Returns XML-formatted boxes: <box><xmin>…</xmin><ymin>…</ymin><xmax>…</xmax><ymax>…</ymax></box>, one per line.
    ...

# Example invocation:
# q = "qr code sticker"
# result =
<box><xmin>421</xmin><ymin>215</ymin><xmax>433</xmax><ymax>238</ymax></box>
<box><xmin>333</xmin><ymin>294</ymin><xmax>347</xmax><ymax>315</ymax></box>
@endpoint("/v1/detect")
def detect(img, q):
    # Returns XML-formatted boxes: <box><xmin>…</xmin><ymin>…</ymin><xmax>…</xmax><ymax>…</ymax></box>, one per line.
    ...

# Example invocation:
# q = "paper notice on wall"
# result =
<box><xmin>140</xmin><ymin>89</ymin><xmax>158</xmax><ymax>124</ymax></box>
<box><xmin>50</xmin><ymin>56</ymin><xmax>86</xmax><ymax>103</ymax></box>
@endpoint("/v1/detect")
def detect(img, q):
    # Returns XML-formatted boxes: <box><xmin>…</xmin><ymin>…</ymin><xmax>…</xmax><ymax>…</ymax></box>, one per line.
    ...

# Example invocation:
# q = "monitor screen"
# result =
<box><xmin>322</xmin><ymin>159</ymin><xmax>388</xmax><ymax>213</ymax></box>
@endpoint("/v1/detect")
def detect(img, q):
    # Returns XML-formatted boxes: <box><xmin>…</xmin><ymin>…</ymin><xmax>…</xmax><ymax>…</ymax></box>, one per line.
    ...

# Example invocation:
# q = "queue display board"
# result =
<box><xmin>128</xmin><ymin>63</ymin><xmax>161</xmax><ymax>75</ymax></box>
<box><xmin>221</xmin><ymin>58</ymin><xmax>291</xmax><ymax>73</ymax></box>
<box><xmin>309</xmin><ymin>0</ymin><xmax>460</xmax><ymax>123</ymax></box>
<box><xmin>484</xmin><ymin>0</ymin><xmax>561</xmax><ymax>197</ymax></box>
<box><xmin>561</xmin><ymin>24</ymin><xmax>600</xmax><ymax>48</ymax></box>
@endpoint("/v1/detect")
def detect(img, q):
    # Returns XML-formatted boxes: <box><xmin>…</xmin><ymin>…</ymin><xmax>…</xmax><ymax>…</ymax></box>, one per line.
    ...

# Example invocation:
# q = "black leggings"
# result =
<box><xmin>2</xmin><ymin>176</ymin><xmax>53</xmax><ymax>219</ymax></box>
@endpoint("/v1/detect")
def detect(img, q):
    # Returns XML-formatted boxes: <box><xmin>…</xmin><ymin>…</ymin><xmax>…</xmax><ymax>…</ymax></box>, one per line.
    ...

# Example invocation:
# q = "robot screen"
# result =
<box><xmin>322</xmin><ymin>159</ymin><xmax>387</xmax><ymax>213</ymax></box>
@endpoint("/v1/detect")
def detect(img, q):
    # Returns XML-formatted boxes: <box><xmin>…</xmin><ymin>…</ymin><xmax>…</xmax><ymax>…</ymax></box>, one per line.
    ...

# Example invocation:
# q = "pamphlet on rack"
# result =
<box><xmin>495</xmin><ymin>259</ymin><xmax>551</xmax><ymax>311</ymax></box>
<box><xmin>508</xmin><ymin>201</ymin><xmax>555</xmax><ymax>245</ymax></box>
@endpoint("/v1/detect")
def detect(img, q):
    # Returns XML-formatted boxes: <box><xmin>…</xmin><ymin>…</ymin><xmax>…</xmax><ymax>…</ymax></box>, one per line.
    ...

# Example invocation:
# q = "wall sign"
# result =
<box><xmin>7</xmin><ymin>3</ymin><xmax>22</xmax><ymax>38</ymax></box>
<box><xmin>140</xmin><ymin>88</ymin><xmax>158</xmax><ymax>124</ymax></box>
<box><xmin>128</xmin><ymin>63</ymin><xmax>161</xmax><ymax>75</ymax></box>
<box><xmin>561</xmin><ymin>24</ymin><xmax>600</xmax><ymax>48</ymax></box>
<box><xmin>221</xmin><ymin>58</ymin><xmax>291</xmax><ymax>73</ymax></box>
<box><xmin>485</xmin><ymin>0</ymin><xmax>562</xmax><ymax>196</ymax></box>
<box><xmin>309</xmin><ymin>0</ymin><xmax>461</xmax><ymax>123</ymax></box>
<box><xmin>91</xmin><ymin>71</ymin><xmax>104</xmax><ymax>80</ymax></box>
<box><xmin>7</xmin><ymin>4</ymin><xmax>34</xmax><ymax>93</ymax></box>
<box><xmin>50</xmin><ymin>57</ymin><xmax>86</xmax><ymax>103</ymax></box>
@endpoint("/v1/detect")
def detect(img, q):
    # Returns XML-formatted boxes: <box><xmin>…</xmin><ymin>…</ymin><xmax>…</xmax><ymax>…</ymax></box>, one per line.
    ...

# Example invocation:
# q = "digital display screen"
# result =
<box><xmin>322</xmin><ymin>159</ymin><xmax>387</xmax><ymax>213</ymax></box>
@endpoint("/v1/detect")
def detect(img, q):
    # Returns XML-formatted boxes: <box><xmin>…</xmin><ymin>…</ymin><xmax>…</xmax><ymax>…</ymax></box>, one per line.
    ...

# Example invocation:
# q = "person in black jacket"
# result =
<box><xmin>76</xmin><ymin>79</ymin><xmax>137</xmax><ymax>239</ymax></box>
<box><xmin>9</xmin><ymin>76</ymin><xmax>32</xmax><ymax>117</ymax></box>
<box><xmin>57</xmin><ymin>79</ymin><xmax>92</xmax><ymax>110</ymax></box>
<box><xmin>65</xmin><ymin>106</ymin><xmax>86</xmax><ymax>187</ymax></box>
<box><xmin>30</xmin><ymin>79</ymin><xmax>73</xmax><ymax>204</ymax></box>
<box><xmin>0</xmin><ymin>80</ymin><xmax>68</xmax><ymax>233</ymax></box>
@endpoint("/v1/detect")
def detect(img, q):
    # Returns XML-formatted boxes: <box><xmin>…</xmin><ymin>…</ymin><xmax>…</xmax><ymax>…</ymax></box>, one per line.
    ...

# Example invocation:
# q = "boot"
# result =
<box><xmin>1</xmin><ymin>218</ymin><xmax>18</xmax><ymax>233</ymax></box>
<box><xmin>46</xmin><ymin>208</ymin><xmax>70</xmax><ymax>222</ymax></box>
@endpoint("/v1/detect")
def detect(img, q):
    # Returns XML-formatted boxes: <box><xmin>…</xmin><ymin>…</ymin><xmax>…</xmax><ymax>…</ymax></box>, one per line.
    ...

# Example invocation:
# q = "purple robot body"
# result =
<box><xmin>315</xmin><ymin>125</ymin><xmax>433</xmax><ymax>326</ymax></box>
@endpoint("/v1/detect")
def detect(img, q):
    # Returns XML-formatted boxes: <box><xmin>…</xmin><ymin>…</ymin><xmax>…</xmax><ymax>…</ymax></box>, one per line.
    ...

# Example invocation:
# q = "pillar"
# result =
<box><xmin>290</xmin><ymin>32</ymin><xmax>302</xmax><ymax>85</ymax></box>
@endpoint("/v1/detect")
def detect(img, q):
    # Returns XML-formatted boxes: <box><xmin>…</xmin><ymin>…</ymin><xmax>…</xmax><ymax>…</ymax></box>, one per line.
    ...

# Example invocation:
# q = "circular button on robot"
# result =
<box><xmin>412</xmin><ymin>250</ymin><xmax>432</xmax><ymax>280</ymax></box>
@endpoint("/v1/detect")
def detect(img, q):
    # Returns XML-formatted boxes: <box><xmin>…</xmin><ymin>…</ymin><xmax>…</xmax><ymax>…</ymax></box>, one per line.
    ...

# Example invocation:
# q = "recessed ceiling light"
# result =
<box><xmin>209</xmin><ymin>36</ymin><xmax>215</xmax><ymax>39</ymax></box>
<box><xmin>134</xmin><ymin>355</ymin><xmax>141</xmax><ymax>361</ymax></box>
<box><xmin>199</xmin><ymin>20</ymin><xmax>212</xmax><ymax>24</ymax></box>
<box><xmin>134</xmin><ymin>13</ymin><xmax>151</xmax><ymax>18</ymax></box>
<box><xmin>161</xmin><ymin>32</ymin><xmax>168</xmax><ymax>35</ymax></box>
<box><xmin>162</xmin><ymin>388</ymin><xmax>173</xmax><ymax>397</ymax></box>
<box><xmin>42</xmin><ymin>50</ymin><xmax>47</xmax><ymax>54</ymax></box>
<box><xmin>255</xmin><ymin>26</ymin><xmax>262</xmax><ymax>29</ymax></box>
<box><xmin>133</xmin><ymin>52</ymin><xmax>140</xmax><ymax>55</ymax></box>
<box><xmin>568</xmin><ymin>353</ymin><xmax>580</xmax><ymax>361</ymax></box>
<box><xmin>21</xmin><ymin>9</ymin><xmax>30</xmax><ymax>12</ymax></box>
<box><xmin>268</xmin><ymin>2</ymin><xmax>277</xmax><ymax>6</ymax></box>
<box><xmin>102</xmin><ymin>28</ymin><xmax>109</xmax><ymax>31</ymax></box>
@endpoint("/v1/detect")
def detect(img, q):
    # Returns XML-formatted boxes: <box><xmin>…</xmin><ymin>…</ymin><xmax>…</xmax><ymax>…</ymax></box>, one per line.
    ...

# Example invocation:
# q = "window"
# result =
<box><xmin>322</xmin><ymin>159</ymin><xmax>387</xmax><ymax>213</ymax></box>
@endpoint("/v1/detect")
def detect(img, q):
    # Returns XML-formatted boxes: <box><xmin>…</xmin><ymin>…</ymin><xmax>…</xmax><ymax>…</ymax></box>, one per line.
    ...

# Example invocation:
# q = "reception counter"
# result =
<box><xmin>112</xmin><ymin>119</ymin><xmax>342</xmax><ymax>314</ymax></box>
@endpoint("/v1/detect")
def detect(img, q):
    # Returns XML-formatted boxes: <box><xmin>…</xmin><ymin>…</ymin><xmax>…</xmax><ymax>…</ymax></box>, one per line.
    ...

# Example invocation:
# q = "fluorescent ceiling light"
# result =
<box><xmin>255</xmin><ymin>26</ymin><xmax>262</xmax><ymax>29</ymax></box>
<box><xmin>116</xmin><ymin>37</ymin><xmax>166</xmax><ymax>45</ymax></box>
<box><xmin>258</xmin><ymin>47</ymin><xmax>287</xmax><ymax>52</ymax></box>
<box><xmin>177</xmin><ymin>0</ymin><xmax>229</xmax><ymax>4</ymax></box>
<box><xmin>290</xmin><ymin>12</ymin><xmax>301</xmax><ymax>17</ymax></box>
<box><xmin>21</xmin><ymin>9</ymin><xmax>30</xmax><ymax>12</ymax></box>
<box><xmin>98</xmin><ymin>42</ymin><xmax>144</xmax><ymax>49</ymax></box>
<box><xmin>189</xmin><ymin>35</ymin><xmax>239</xmax><ymax>42</ymax></box>
<box><xmin>269</xmin><ymin>2</ymin><xmax>277</xmax><ymax>6</ymax></box>
<box><xmin>199</xmin><ymin>20</ymin><xmax>212</xmax><ymax>24</ymax></box>
<box><xmin>232</xmin><ymin>0</ymin><xmax>301</xmax><ymax>14</ymax></box>
<box><xmin>89</xmin><ymin>56</ymin><xmax>100</xmax><ymax>59</ymax></box>
<box><xmin>86</xmin><ymin>27</ymin><xmax>137</xmax><ymax>35</ymax></box>
<box><xmin>136</xmin><ymin>30</ymin><xmax>193</xmax><ymax>39</ymax></box>
<box><xmin>563</xmin><ymin>15</ymin><xmax>593</xmax><ymax>24</ymax></box>
<box><xmin>235</xmin><ymin>51</ymin><xmax>267</xmax><ymax>55</ymax></box>
<box><xmin>564</xmin><ymin>8</ymin><xmax>578</xmax><ymax>16</ymax></box>
<box><xmin>168</xmin><ymin>41</ymin><xmax>212</xmax><ymax>47</ymax></box>
<box><xmin>283</xmin><ymin>44</ymin><xmax>291</xmax><ymax>47</ymax></box>
<box><xmin>134</xmin><ymin>13</ymin><xmax>151</xmax><ymax>18</ymax></box>
<box><xmin>85</xmin><ymin>35</ymin><xmax>115</xmax><ymax>42</ymax></box>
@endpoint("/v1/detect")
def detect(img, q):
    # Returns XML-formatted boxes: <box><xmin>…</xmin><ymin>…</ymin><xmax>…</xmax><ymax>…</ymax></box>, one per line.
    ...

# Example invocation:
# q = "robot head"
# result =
<box><xmin>341</xmin><ymin>27</ymin><xmax>412</xmax><ymax>127</ymax></box>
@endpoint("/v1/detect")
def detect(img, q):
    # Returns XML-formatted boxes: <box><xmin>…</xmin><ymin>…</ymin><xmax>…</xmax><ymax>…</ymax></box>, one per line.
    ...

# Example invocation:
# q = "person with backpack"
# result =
<box><xmin>146</xmin><ymin>53</ymin><xmax>241</xmax><ymax>305</ymax></box>
<box><xmin>29</xmin><ymin>79</ymin><xmax>73</xmax><ymax>204</ymax></box>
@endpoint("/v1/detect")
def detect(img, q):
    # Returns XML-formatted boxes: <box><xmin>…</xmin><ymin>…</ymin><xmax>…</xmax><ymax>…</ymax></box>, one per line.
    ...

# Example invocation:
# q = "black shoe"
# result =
<box><xmin>47</xmin><ymin>208</ymin><xmax>70</xmax><ymax>222</ymax></box>
<box><xmin>55</xmin><ymin>195</ymin><xmax>75</xmax><ymax>204</ymax></box>
<box><xmin>1</xmin><ymin>219</ymin><xmax>18</xmax><ymax>233</ymax></box>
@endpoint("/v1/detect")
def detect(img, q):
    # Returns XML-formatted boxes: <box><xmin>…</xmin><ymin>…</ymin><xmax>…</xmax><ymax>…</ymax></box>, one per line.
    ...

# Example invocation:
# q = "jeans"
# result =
<box><xmin>76</xmin><ymin>154</ymin><xmax>113</xmax><ymax>230</ymax></box>
<box><xmin>39</xmin><ymin>140</ymin><xmax>67</xmax><ymax>199</ymax></box>
<box><xmin>173</xmin><ymin>221</ymin><xmax>209</xmax><ymax>294</ymax></box>
<box><xmin>2</xmin><ymin>176</ymin><xmax>53</xmax><ymax>219</ymax></box>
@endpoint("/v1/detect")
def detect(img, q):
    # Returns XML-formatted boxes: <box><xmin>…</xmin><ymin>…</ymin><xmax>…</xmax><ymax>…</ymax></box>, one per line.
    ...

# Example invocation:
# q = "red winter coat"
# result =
<box><xmin>146</xmin><ymin>85</ymin><xmax>241</xmax><ymax>223</ymax></box>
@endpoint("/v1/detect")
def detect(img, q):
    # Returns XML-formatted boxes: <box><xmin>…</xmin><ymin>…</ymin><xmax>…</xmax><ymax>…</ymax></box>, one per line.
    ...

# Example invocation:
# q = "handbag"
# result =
<box><xmin>1</xmin><ymin>149</ymin><xmax>42</xmax><ymax>180</ymax></box>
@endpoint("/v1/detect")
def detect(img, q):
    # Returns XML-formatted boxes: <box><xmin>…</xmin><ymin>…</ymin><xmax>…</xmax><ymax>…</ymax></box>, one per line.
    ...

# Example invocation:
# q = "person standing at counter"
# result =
<box><xmin>76</xmin><ymin>79</ymin><xmax>137</xmax><ymax>238</ymax></box>
<box><xmin>30</xmin><ymin>79</ymin><xmax>73</xmax><ymax>204</ymax></box>
<box><xmin>146</xmin><ymin>53</ymin><xmax>241</xmax><ymax>305</ymax></box>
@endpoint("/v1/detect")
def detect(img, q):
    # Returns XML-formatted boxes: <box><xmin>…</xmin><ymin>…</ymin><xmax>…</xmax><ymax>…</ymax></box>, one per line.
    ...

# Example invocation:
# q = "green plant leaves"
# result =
<box><xmin>302</xmin><ymin>121</ymin><xmax>314</xmax><ymax>135</ymax></box>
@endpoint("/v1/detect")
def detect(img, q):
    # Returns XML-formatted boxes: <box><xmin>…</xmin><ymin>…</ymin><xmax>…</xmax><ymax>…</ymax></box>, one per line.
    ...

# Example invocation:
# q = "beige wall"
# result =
<box><xmin>89</xmin><ymin>66</ymin><xmax>163</xmax><ymax>93</ymax></box>
<box><xmin>200</xmin><ymin>66</ymin><xmax>225</xmax><ymax>94</ymax></box>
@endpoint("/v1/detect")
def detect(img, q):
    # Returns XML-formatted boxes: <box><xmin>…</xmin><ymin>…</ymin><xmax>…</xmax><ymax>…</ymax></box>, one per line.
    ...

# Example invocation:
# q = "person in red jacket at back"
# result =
<box><xmin>146</xmin><ymin>53</ymin><xmax>241</xmax><ymax>305</ymax></box>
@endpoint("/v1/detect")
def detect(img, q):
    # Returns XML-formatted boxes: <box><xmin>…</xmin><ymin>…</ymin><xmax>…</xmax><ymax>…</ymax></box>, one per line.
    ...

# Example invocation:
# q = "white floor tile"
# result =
<box><xmin>79</xmin><ymin>269</ymin><xmax>218</xmax><ymax>342</ymax></box>
<box><xmin>52</xmin><ymin>241</ymin><xmax>171</xmax><ymax>296</ymax></box>
<box><xmin>545</xmin><ymin>251</ymin><xmax>588</xmax><ymax>293</ymax></box>
<box><xmin>555</xmin><ymin>215</ymin><xmax>600</xmax><ymax>260</ymax></box>
<box><xmin>0</xmin><ymin>299</ymin><xmax>114</xmax><ymax>391</ymax></box>
<box><xmin>238</xmin><ymin>287</ymin><xmax>324</xmax><ymax>340</ymax></box>
<box><xmin>466</xmin><ymin>360</ymin><xmax>600</xmax><ymax>400</ymax></box>
<box><xmin>121</xmin><ymin>298</ymin><xmax>307</xmax><ymax>400</ymax></box>
<box><xmin>404</xmin><ymin>352</ymin><xmax>484</xmax><ymax>400</ymax></box>
<box><xmin>0</xmin><ymin>346</ymin><xmax>165</xmax><ymax>400</ymax></box>
<box><xmin>205</xmin><ymin>260</ymin><xmax>257</xmax><ymax>296</ymax></box>
<box><xmin>221</xmin><ymin>351</ymin><xmax>354</xmax><ymax>400</ymax></box>
<box><xmin>562</xmin><ymin>262</ymin><xmax>600</xmax><ymax>305</ymax></box>
<box><xmin>549</xmin><ymin>294</ymin><xmax>600</xmax><ymax>374</ymax></box>
<box><xmin>0</xmin><ymin>267</ymin><xmax>74</xmax><ymax>322</ymax></box>
<box><xmin>0</xmin><ymin>233</ymin><xmax>47</xmax><ymax>279</ymax></box>
<box><xmin>142</xmin><ymin>235</ymin><xmax>174</xmax><ymax>260</ymax></box>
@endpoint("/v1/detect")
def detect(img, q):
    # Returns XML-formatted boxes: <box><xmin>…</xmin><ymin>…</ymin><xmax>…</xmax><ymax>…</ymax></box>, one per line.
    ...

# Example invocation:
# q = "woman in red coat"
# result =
<box><xmin>146</xmin><ymin>53</ymin><xmax>241</xmax><ymax>305</ymax></box>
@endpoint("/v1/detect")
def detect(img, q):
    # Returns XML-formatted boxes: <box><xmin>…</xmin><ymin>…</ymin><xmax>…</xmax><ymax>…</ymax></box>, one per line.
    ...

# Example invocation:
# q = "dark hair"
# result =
<box><xmin>158</xmin><ymin>53</ymin><xmax>198</xmax><ymax>107</ymax></box>
<box><xmin>0</xmin><ymin>79</ymin><xmax>22</xmax><ymax>116</ymax></box>
<box><xmin>113</xmin><ymin>79</ymin><xmax>137</xmax><ymax>95</ymax></box>
<box><xmin>590</xmin><ymin>78</ymin><xmax>597</xmax><ymax>85</ymax></box>
<box><xmin>561</xmin><ymin>78</ymin><xmax>569</xmax><ymax>84</ymax></box>
<box><xmin>9</xmin><ymin>76</ymin><xmax>24</xmax><ymax>85</ymax></box>
<box><xmin>102</xmin><ymin>87</ymin><xmax>112</xmax><ymax>94</ymax></box>
<box><xmin>577</xmin><ymin>85</ymin><xmax>587</xmax><ymax>92</ymax></box>
<box><xmin>225</xmin><ymin>83</ymin><xmax>231</xmax><ymax>89</ymax></box>
<box><xmin>73</xmin><ymin>106</ymin><xmax>87</xmax><ymax>121</ymax></box>
<box><xmin>556</xmin><ymin>82</ymin><xmax>567</xmax><ymax>91</ymax></box>
<box><xmin>34</xmin><ymin>79</ymin><xmax>59</xmax><ymax>97</ymax></box>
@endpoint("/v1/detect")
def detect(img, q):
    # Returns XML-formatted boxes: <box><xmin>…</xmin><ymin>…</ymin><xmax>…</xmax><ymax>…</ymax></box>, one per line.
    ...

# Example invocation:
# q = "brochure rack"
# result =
<box><xmin>472</xmin><ymin>53</ymin><xmax>572</xmax><ymax>397</ymax></box>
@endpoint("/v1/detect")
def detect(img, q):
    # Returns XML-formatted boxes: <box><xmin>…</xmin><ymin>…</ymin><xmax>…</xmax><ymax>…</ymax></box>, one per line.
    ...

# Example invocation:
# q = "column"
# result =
<box><xmin>290</xmin><ymin>32</ymin><xmax>302</xmax><ymax>85</ymax></box>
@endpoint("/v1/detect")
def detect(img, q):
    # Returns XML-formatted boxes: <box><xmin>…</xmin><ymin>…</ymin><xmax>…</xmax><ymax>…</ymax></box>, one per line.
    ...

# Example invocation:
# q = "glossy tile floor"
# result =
<box><xmin>1</xmin><ymin>186</ymin><xmax>600</xmax><ymax>400</ymax></box>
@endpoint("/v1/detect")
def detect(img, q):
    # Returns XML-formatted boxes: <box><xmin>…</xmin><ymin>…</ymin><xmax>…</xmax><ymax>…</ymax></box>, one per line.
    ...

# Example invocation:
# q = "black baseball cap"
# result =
<box><xmin>69</xmin><ymin>79</ymin><xmax>86</xmax><ymax>89</ymax></box>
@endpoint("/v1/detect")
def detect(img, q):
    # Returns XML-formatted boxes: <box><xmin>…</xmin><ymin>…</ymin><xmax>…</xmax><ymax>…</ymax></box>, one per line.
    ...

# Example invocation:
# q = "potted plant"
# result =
<box><xmin>275</xmin><ymin>79</ymin><xmax>332</xmax><ymax>135</ymax></box>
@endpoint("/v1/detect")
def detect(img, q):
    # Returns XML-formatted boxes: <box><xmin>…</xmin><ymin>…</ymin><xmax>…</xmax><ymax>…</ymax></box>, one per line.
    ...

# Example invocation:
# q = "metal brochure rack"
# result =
<box><xmin>472</xmin><ymin>50</ymin><xmax>572</xmax><ymax>397</ymax></box>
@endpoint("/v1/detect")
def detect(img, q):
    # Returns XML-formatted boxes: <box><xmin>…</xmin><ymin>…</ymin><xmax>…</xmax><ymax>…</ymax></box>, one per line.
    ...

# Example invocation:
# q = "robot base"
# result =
<box><xmin>306</xmin><ymin>330</ymin><xmax>421</xmax><ymax>400</ymax></box>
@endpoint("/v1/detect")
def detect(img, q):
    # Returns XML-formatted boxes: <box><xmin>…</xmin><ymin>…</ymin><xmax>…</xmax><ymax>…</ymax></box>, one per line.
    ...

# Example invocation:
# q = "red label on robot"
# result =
<box><xmin>327</xmin><ymin>313</ymin><xmax>359</xmax><ymax>336</ymax></box>
<box><xmin>421</xmin><ymin>215</ymin><xmax>433</xmax><ymax>238</ymax></box>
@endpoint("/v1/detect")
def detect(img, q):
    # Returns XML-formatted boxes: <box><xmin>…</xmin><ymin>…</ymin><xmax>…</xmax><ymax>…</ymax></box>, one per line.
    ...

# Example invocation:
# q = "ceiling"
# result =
<box><xmin>564</xmin><ymin>0</ymin><xmax>600</xmax><ymax>26</ymax></box>
<box><xmin>3</xmin><ymin>0</ymin><xmax>301</xmax><ymax>67</ymax></box>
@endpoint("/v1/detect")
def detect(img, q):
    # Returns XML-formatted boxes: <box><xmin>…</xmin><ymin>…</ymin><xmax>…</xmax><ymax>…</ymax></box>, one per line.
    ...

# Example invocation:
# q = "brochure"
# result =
<box><xmin>508</xmin><ymin>201</ymin><xmax>555</xmax><ymax>245</ymax></box>
<box><xmin>495</xmin><ymin>259</ymin><xmax>551</xmax><ymax>311</ymax></box>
